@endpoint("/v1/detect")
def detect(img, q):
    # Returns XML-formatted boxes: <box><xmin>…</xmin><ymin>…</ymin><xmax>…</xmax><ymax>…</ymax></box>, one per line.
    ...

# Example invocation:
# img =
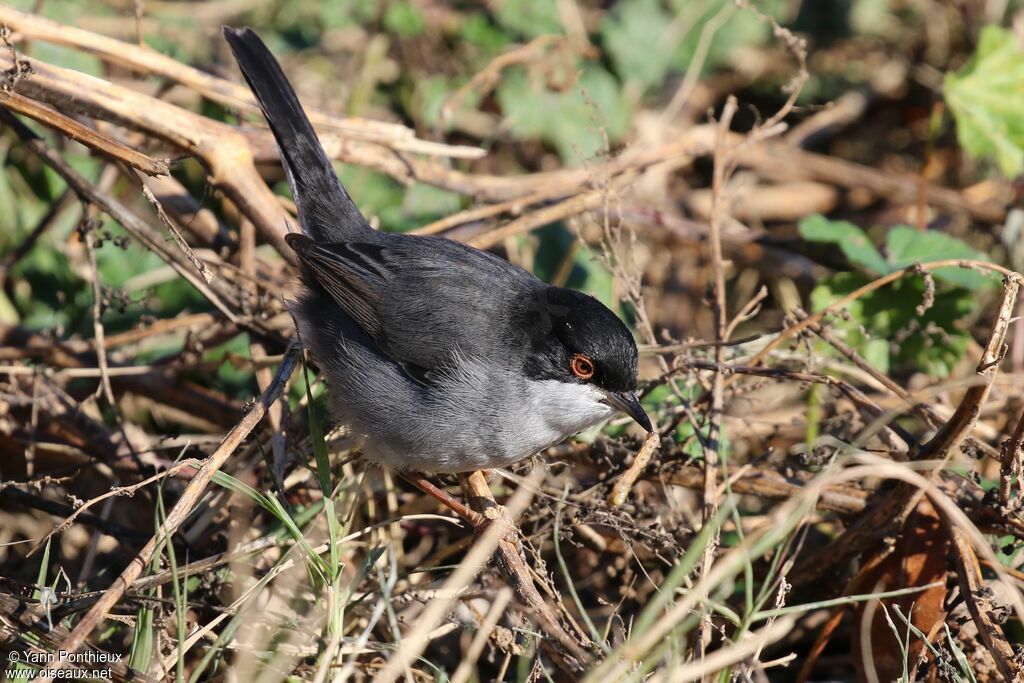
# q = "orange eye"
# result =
<box><xmin>570</xmin><ymin>354</ymin><xmax>595</xmax><ymax>380</ymax></box>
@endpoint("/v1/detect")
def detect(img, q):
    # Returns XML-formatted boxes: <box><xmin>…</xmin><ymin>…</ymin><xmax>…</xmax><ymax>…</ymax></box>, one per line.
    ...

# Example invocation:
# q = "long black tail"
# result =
<box><xmin>223</xmin><ymin>27</ymin><xmax>370</xmax><ymax>243</ymax></box>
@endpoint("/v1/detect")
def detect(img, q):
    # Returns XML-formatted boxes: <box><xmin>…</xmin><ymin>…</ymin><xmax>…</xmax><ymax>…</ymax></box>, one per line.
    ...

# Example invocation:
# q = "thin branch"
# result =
<box><xmin>947</xmin><ymin>525</ymin><xmax>1020</xmax><ymax>682</ymax></box>
<box><xmin>697</xmin><ymin>93</ymin><xmax>737</xmax><ymax>658</ymax></box>
<box><xmin>459</xmin><ymin>471</ymin><xmax>591</xmax><ymax>672</ymax></box>
<box><xmin>0</xmin><ymin>89</ymin><xmax>168</xmax><ymax>174</ymax></box>
<box><xmin>0</xmin><ymin>5</ymin><xmax>482</xmax><ymax>159</ymax></box>
<box><xmin>917</xmin><ymin>273</ymin><xmax>1022</xmax><ymax>461</ymax></box>
<box><xmin>0</xmin><ymin>109</ymin><xmax>244</xmax><ymax>323</ymax></box>
<box><xmin>1000</xmin><ymin>405</ymin><xmax>1024</xmax><ymax>510</ymax></box>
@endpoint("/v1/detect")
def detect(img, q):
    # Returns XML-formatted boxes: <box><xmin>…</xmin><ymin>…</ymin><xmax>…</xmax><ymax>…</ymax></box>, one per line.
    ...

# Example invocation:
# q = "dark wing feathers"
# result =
<box><xmin>223</xmin><ymin>27</ymin><xmax>371</xmax><ymax>243</ymax></box>
<box><xmin>286</xmin><ymin>234</ymin><xmax>387</xmax><ymax>342</ymax></box>
<box><xmin>288</xmin><ymin>233</ymin><xmax>538</xmax><ymax>374</ymax></box>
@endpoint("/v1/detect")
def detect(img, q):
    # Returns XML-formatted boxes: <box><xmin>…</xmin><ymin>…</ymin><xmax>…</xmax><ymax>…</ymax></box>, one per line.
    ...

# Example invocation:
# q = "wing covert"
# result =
<box><xmin>287</xmin><ymin>233</ymin><xmax>537</xmax><ymax>376</ymax></box>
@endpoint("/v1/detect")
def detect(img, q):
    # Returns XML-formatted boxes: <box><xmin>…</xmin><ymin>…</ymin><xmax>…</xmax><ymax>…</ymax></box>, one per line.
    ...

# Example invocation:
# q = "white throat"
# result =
<box><xmin>520</xmin><ymin>379</ymin><xmax>614</xmax><ymax>449</ymax></box>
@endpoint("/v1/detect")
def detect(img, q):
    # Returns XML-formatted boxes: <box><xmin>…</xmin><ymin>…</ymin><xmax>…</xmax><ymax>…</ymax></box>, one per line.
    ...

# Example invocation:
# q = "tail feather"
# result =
<box><xmin>223</xmin><ymin>26</ymin><xmax>370</xmax><ymax>243</ymax></box>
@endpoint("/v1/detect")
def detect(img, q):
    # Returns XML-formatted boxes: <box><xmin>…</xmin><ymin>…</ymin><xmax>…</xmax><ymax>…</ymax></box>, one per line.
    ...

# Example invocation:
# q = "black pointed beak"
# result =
<box><xmin>602</xmin><ymin>391</ymin><xmax>653</xmax><ymax>433</ymax></box>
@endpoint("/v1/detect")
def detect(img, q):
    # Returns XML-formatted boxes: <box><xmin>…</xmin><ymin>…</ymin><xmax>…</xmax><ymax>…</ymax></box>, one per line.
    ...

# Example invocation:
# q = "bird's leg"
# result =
<box><xmin>400</xmin><ymin>472</ymin><xmax>487</xmax><ymax>529</ymax></box>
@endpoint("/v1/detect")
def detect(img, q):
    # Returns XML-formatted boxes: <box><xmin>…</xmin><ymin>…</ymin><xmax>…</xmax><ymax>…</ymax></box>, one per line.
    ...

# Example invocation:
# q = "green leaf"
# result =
<box><xmin>944</xmin><ymin>25</ymin><xmax>1024</xmax><ymax>176</ymax></box>
<box><xmin>33</xmin><ymin>538</ymin><xmax>51</xmax><ymax>602</ymax></box>
<box><xmin>799</xmin><ymin>216</ymin><xmax>997</xmax><ymax>290</ymax></box>
<box><xmin>497</xmin><ymin>64</ymin><xmax>631</xmax><ymax>162</ymax></box>
<box><xmin>810</xmin><ymin>272</ymin><xmax>975</xmax><ymax>378</ymax></box>
<box><xmin>602</xmin><ymin>0</ymin><xmax>775</xmax><ymax>94</ymax></box>
<box><xmin>798</xmin><ymin>214</ymin><xmax>889</xmax><ymax>274</ymax></box>
<box><xmin>884</xmin><ymin>226</ymin><xmax>993</xmax><ymax>290</ymax></box>
<box><xmin>211</xmin><ymin>471</ymin><xmax>331</xmax><ymax>581</ymax></box>
<box><xmin>602</xmin><ymin>0</ymin><xmax>675</xmax><ymax>89</ymax></box>
<box><xmin>383</xmin><ymin>1</ymin><xmax>427</xmax><ymax>38</ymax></box>
<box><xmin>315</xmin><ymin>0</ymin><xmax>379</xmax><ymax>31</ymax></box>
<box><xmin>860</xmin><ymin>338</ymin><xmax>892</xmax><ymax>374</ymax></box>
<box><xmin>803</xmin><ymin>217</ymin><xmax>988</xmax><ymax>377</ymax></box>
<box><xmin>810</xmin><ymin>274</ymin><xmax>890</xmax><ymax>374</ymax></box>
<box><xmin>128</xmin><ymin>602</ymin><xmax>155</xmax><ymax>671</ymax></box>
<box><xmin>460</xmin><ymin>14</ymin><xmax>511</xmax><ymax>52</ymax></box>
<box><xmin>493</xmin><ymin>0</ymin><xmax>562</xmax><ymax>38</ymax></box>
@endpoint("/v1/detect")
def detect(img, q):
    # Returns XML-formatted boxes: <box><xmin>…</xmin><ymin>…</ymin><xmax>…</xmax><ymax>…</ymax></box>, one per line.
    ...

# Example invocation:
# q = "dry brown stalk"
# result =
<box><xmin>468</xmin><ymin>174</ymin><xmax>638</xmax><ymax>250</ymax></box>
<box><xmin>33</xmin><ymin>458</ymin><xmax>204</xmax><ymax>548</ymax></box>
<box><xmin>243</xmin><ymin>120</ymin><xmax>715</xmax><ymax>202</ymax></box>
<box><xmin>0</xmin><ymin>50</ymin><xmax>296</xmax><ymax>259</ymax></box>
<box><xmin>739</xmin><ymin>137</ymin><xmax>1006</xmax><ymax>223</ymax></box>
<box><xmin>459</xmin><ymin>471</ymin><xmax>591</xmax><ymax>672</ymax></box>
<box><xmin>0</xmin><ymin>43</ymin><xmax>714</xmax><ymax>264</ymax></box>
<box><xmin>138</xmin><ymin>173</ymin><xmax>235</xmax><ymax>250</ymax></box>
<box><xmin>4</xmin><ymin>8</ymin><xmax>1023</xmax><ymax>679</ymax></box>
<box><xmin>2</xmin><ymin>10</ymin><xmax>999</xmax><ymax>277</ymax></box>
<box><xmin>683</xmin><ymin>359</ymin><xmax>916</xmax><ymax>454</ymax></box>
<box><xmin>413</xmin><ymin>186</ymin><xmax>562</xmax><ymax>236</ymax></box>
<box><xmin>0</xmin><ymin>5</ymin><xmax>482</xmax><ymax>159</ymax></box>
<box><xmin>683</xmin><ymin>13</ymin><xmax>807</xmax><ymax>655</ymax></box>
<box><xmin>0</xmin><ymin>595</ymin><xmax>159</xmax><ymax>683</ymax></box>
<box><xmin>97</xmin><ymin>311</ymin><xmax>219</xmax><ymax>349</ymax></box>
<box><xmin>80</xmin><ymin>203</ymin><xmax>116</xmax><ymax>407</ymax></box>
<box><xmin>0</xmin><ymin>88</ymin><xmax>168</xmax><ymax>174</ymax></box>
<box><xmin>660</xmin><ymin>465</ymin><xmax>869</xmax><ymax>515</ymax></box>
<box><xmin>1000</xmin><ymin>406</ymin><xmax>1024</xmax><ymax>510</ymax></box>
<box><xmin>917</xmin><ymin>273</ymin><xmax>1023</xmax><ymax>461</ymax></box>
<box><xmin>373</xmin><ymin>469</ymin><xmax>552</xmax><ymax>681</ymax></box>
<box><xmin>0</xmin><ymin>323</ymin><xmax>243</xmax><ymax>430</ymax></box>
<box><xmin>696</xmin><ymin>92</ymin><xmax>739</xmax><ymax>658</ymax></box>
<box><xmin>805</xmin><ymin>313</ymin><xmax>942</xmax><ymax>429</ymax></box>
<box><xmin>947</xmin><ymin>525</ymin><xmax>1022</xmax><ymax>682</ymax></box>
<box><xmin>608</xmin><ymin>430</ymin><xmax>661</xmax><ymax>507</ymax></box>
<box><xmin>0</xmin><ymin>110</ymin><xmax>251</xmax><ymax>324</ymax></box>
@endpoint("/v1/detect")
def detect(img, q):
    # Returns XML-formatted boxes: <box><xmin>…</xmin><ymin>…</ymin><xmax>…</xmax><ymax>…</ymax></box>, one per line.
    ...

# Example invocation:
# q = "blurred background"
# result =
<box><xmin>2</xmin><ymin>1</ymin><xmax>1024</xmax><ymax>680</ymax></box>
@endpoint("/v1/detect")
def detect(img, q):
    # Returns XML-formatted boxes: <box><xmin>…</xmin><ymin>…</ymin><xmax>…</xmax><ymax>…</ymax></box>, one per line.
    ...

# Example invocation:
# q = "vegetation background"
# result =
<box><xmin>1</xmin><ymin>0</ymin><xmax>1024</xmax><ymax>680</ymax></box>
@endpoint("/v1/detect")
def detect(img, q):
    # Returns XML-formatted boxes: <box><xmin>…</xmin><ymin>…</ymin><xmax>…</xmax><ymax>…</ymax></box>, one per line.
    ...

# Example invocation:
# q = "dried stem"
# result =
<box><xmin>697</xmin><ymin>94</ymin><xmax>738</xmax><ymax>657</ymax></box>
<box><xmin>0</xmin><ymin>5</ymin><xmax>481</xmax><ymax>158</ymax></box>
<box><xmin>947</xmin><ymin>525</ymin><xmax>1020</xmax><ymax>682</ymax></box>
<box><xmin>999</xmin><ymin>406</ymin><xmax>1024</xmax><ymax>510</ymax></box>
<box><xmin>0</xmin><ymin>88</ymin><xmax>167</xmax><ymax>174</ymax></box>
<box><xmin>459</xmin><ymin>471</ymin><xmax>591</xmax><ymax>672</ymax></box>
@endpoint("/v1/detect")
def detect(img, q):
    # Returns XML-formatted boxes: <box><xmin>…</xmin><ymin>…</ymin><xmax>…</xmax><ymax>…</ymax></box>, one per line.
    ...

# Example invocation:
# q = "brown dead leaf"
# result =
<box><xmin>852</xmin><ymin>499</ymin><xmax>948</xmax><ymax>682</ymax></box>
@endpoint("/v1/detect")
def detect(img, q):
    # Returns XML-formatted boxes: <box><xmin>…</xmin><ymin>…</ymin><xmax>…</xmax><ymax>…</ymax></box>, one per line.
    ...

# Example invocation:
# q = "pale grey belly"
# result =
<box><xmin>329</xmin><ymin>374</ymin><xmax>612</xmax><ymax>474</ymax></box>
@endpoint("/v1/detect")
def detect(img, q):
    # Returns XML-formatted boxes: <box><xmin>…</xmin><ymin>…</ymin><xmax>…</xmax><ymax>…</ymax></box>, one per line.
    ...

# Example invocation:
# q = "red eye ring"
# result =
<box><xmin>570</xmin><ymin>354</ymin><xmax>595</xmax><ymax>380</ymax></box>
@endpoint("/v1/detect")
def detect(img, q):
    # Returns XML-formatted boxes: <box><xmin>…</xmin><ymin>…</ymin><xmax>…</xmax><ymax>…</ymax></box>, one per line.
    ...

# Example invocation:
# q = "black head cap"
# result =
<box><xmin>519</xmin><ymin>286</ymin><xmax>639</xmax><ymax>392</ymax></box>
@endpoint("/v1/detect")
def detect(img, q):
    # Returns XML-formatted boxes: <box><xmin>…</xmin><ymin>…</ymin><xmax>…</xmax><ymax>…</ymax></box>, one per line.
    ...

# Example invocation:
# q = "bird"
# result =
<box><xmin>223</xmin><ymin>27</ymin><xmax>652</xmax><ymax>521</ymax></box>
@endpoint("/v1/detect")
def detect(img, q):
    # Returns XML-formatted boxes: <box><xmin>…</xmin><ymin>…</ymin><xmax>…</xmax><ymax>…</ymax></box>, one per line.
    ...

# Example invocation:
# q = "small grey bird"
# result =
<box><xmin>224</xmin><ymin>28</ymin><xmax>651</xmax><ymax>480</ymax></box>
